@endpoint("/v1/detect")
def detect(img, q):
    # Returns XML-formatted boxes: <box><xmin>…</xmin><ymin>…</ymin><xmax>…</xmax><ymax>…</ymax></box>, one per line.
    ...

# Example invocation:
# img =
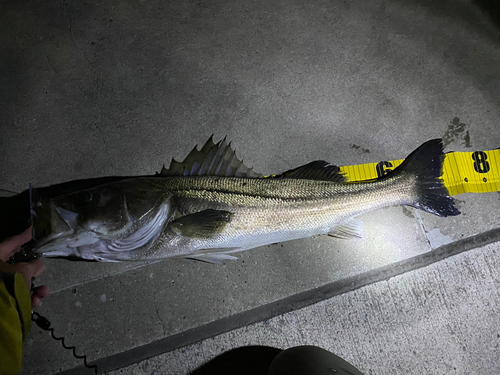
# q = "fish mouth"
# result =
<box><xmin>33</xmin><ymin>200</ymin><xmax>103</xmax><ymax>254</ymax></box>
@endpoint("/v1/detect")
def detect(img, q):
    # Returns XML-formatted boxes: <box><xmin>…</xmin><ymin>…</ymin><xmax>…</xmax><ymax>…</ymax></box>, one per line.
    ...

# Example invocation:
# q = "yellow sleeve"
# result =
<box><xmin>0</xmin><ymin>272</ymin><xmax>32</xmax><ymax>375</ymax></box>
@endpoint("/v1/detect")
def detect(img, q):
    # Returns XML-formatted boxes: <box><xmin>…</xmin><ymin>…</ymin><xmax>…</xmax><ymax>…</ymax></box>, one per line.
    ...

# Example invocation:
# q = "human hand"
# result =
<box><xmin>0</xmin><ymin>228</ymin><xmax>50</xmax><ymax>308</ymax></box>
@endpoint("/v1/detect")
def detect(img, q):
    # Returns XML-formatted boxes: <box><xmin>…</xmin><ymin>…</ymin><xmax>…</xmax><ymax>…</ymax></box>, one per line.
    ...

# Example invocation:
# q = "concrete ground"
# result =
<box><xmin>107</xmin><ymin>242</ymin><xmax>500</xmax><ymax>375</ymax></box>
<box><xmin>0</xmin><ymin>0</ymin><xmax>499</xmax><ymax>374</ymax></box>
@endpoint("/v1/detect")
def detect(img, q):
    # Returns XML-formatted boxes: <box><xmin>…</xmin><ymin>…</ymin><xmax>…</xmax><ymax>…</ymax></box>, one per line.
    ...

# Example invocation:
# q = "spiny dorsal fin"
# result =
<box><xmin>160</xmin><ymin>136</ymin><xmax>263</xmax><ymax>178</ymax></box>
<box><xmin>273</xmin><ymin>161</ymin><xmax>346</xmax><ymax>182</ymax></box>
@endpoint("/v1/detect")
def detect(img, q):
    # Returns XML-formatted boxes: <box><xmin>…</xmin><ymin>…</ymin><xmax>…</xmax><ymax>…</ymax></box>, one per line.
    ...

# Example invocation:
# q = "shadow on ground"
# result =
<box><xmin>474</xmin><ymin>0</ymin><xmax>500</xmax><ymax>27</ymax></box>
<box><xmin>190</xmin><ymin>346</ymin><xmax>282</xmax><ymax>375</ymax></box>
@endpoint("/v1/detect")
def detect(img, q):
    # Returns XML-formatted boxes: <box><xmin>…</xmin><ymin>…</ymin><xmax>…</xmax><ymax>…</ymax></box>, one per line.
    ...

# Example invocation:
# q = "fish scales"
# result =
<box><xmin>128</xmin><ymin>173</ymin><xmax>415</xmax><ymax>259</ymax></box>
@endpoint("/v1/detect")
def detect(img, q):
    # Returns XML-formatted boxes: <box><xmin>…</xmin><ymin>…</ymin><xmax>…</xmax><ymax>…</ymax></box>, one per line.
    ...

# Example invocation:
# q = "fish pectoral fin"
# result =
<box><xmin>170</xmin><ymin>209</ymin><xmax>233</xmax><ymax>238</ymax></box>
<box><xmin>183</xmin><ymin>248</ymin><xmax>240</xmax><ymax>264</ymax></box>
<box><xmin>328</xmin><ymin>218</ymin><xmax>363</xmax><ymax>239</ymax></box>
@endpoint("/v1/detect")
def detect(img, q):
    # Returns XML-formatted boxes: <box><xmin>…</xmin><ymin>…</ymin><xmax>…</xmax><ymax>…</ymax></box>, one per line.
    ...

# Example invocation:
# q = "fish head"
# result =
<box><xmin>31</xmin><ymin>180</ymin><xmax>170</xmax><ymax>259</ymax></box>
<box><xmin>50</xmin><ymin>184</ymin><xmax>132</xmax><ymax>236</ymax></box>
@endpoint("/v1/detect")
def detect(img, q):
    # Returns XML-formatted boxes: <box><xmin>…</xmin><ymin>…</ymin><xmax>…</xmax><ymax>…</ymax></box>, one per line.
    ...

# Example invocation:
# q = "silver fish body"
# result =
<box><xmin>31</xmin><ymin>138</ymin><xmax>459</xmax><ymax>263</ymax></box>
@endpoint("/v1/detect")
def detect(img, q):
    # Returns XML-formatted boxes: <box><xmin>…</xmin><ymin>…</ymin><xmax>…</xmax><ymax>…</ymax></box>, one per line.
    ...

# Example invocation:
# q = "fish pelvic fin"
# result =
<box><xmin>396</xmin><ymin>139</ymin><xmax>460</xmax><ymax>217</ymax></box>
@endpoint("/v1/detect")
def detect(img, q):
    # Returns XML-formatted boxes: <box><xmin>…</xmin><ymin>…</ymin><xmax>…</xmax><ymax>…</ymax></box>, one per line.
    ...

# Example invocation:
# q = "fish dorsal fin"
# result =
<box><xmin>274</xmin><ymin>161</ymin><xmax>346</xmax><ymax>182</ymax></box>
<box><xmin>160</xmin><ymin>136</ymin><xmax>263</xmax><ymax>178</ymax></box>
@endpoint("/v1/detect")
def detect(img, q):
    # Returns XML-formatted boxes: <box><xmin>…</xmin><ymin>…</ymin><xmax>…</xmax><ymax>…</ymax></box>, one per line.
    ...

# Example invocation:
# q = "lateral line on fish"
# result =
<box><xmin>169</xmin><ymin>183</ymin><xmax>335</xmax><ymax>201</ymax></box>
<box><xmin>172</xmin><ymin>185</ymin><xmax>385</xmax><ymax>204</ymax></box>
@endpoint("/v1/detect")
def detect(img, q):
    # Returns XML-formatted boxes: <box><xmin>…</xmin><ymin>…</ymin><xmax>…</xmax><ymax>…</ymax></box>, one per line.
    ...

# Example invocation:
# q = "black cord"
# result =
<box><xmin>31</xmin><ymin>311</ymin><xmax>98</xmax><ymax>374</ymax></box>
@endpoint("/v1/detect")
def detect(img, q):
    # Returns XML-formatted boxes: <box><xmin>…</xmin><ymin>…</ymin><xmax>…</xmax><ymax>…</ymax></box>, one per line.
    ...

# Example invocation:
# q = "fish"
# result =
<box><xmin>29</xmin><ymin>137</ymin><xmax>460</xmax><ymax>264</ymax></box>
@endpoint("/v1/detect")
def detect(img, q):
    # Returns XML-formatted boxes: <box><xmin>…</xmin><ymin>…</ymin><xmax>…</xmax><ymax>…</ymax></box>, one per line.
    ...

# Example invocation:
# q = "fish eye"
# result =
<box><xmin>74</xmin><ymin>191</ymin><xmax>93</xmax><ymax>207</ymax></box>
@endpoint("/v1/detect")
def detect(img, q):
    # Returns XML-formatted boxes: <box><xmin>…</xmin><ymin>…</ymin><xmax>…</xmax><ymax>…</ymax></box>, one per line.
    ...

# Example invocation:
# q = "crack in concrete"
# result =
<box><xmin>49</xmin><ymin>260</ymin><xmax>162</xmax><ymax>294</ymax></box>
<box><xmin>152</xmin><ymin>286</ymin><xmax>167</xmax><ymax>337</ymax></box>
<box><xmin>413</xmin><ymin>210</ymin><xmax>432</xmax><ymax>250</ymax></box>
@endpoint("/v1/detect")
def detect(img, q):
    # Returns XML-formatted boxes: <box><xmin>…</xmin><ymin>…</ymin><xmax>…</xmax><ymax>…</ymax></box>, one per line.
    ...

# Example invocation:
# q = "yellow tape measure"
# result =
<box><xmin>340</xmin><ymin>149</ymin><xmax>500</xmax><ymax>195</ymax></box>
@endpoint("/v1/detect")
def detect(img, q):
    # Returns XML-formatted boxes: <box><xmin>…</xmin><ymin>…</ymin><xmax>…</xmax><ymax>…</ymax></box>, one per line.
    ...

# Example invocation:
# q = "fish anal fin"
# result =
<box><xmin>171</xmin><ymin>209</ymin><xmax>233</xmax><ymax>238</ymax></box>
<box><xmin>328</xmin><ymin>218</ymin><xmax>363</xmax><ymax>239</ymax></box>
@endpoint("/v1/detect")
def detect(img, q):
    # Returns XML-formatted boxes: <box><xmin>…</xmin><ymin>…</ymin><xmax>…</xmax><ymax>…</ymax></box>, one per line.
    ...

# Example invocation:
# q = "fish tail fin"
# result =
<box><xmin>395</xmin><ymin>139</ymin><xmax>460</xmax><ymax>217</ymax></box>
